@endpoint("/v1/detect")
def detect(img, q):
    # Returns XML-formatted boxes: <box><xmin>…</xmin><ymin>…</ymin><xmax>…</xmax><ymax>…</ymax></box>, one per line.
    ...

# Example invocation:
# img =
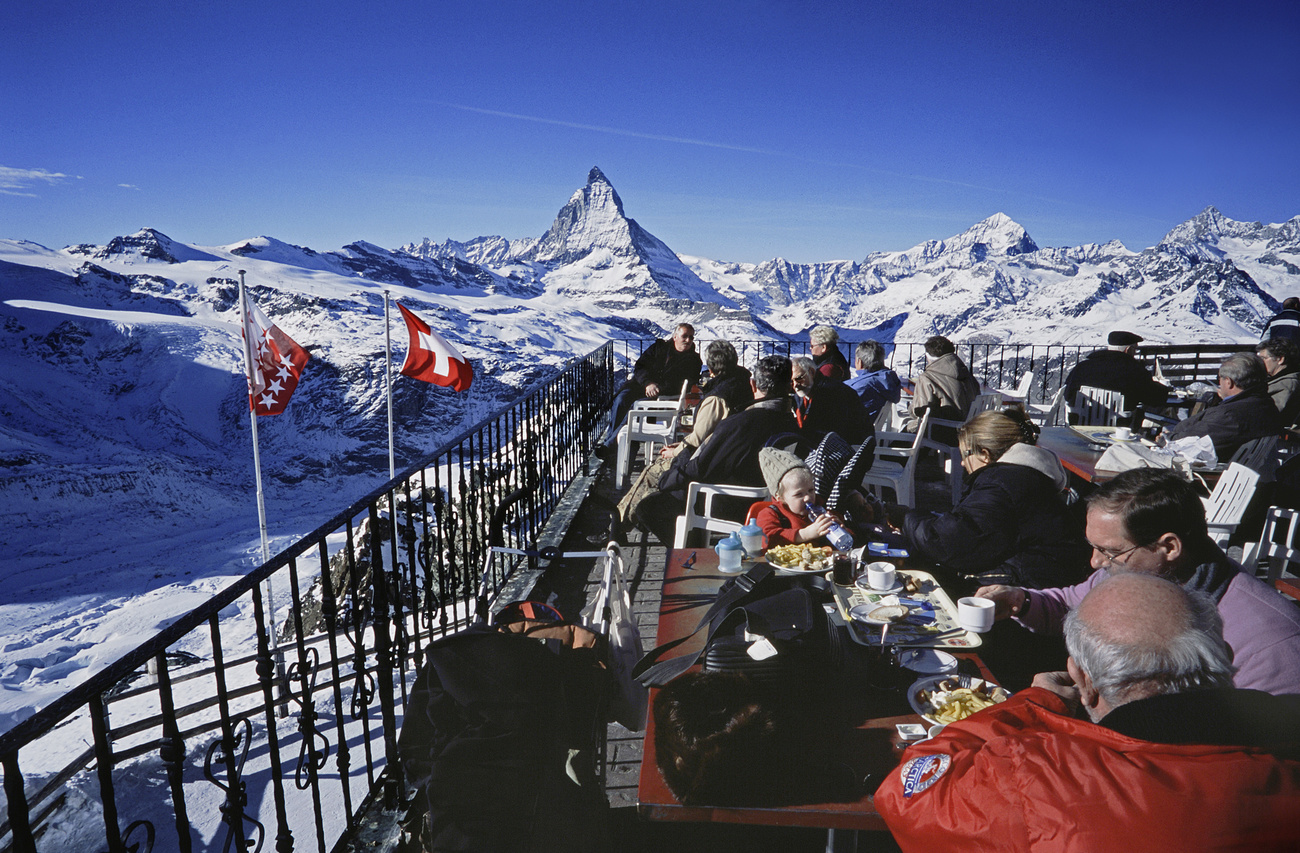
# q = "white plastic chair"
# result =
<box><xmin>1247</xmin><ymin>506</ymin><xmax>1300</xmax><ymax>584</ymax></box>
<box><xmin>921</xmin><ymin>394</ymin><xmax>1000</xmax><ymax>505</ymax></box>
<box><xmin>1202</xmin><ymin>462</ymin><xmax>1260</xmax><ymax>547</ymax></box>
<box><xmin>614</xmin><ymin>380</ymin><xmax>690</xmax><ymax>487</ymax></box>
<box><xmin>861</xmin><ymin>412</ymin><xmax>930</xmax><ymax>507</ymax></box>
<box><xmin>1073</xmin><ymin>385</ymin><xmax>1127</xmax><ymax>427</ymax></box>
<box><xmin>999</xmin><ymin>370</ymin><xmax>1036</xmax><ymax>404</ymax></box>
<box><xmin>672</xmin><ymin>482</ymin><xmax>770</xmax><ymax>548</ymax></box>
<box><xmin>1029</xmin><ymin>387</ymin><xmax>1070</xmax><ymax>427</ymax></box>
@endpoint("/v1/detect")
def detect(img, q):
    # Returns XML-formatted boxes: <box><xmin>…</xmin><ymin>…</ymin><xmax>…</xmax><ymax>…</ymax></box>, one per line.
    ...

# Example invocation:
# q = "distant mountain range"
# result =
<box><xmin>1</xmin><ymin>166</ymin><xmax>1297</xmax><ymax>729</ymax></box>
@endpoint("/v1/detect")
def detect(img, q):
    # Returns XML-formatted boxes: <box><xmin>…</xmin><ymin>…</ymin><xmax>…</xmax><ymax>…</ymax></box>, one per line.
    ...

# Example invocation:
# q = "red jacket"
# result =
<box><xmin>750</xmin><ymin>500</ymin><xmax>822</xmax><ymax>548</ymax></box>
<box><xmin>875</xmin><ymin>688</ymin><xmax>1300</xmax><ymax>852</ymax></box>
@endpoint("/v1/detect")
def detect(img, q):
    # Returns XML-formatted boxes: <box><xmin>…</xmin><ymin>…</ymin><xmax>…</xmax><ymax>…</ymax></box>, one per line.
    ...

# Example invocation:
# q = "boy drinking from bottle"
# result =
<box><xmin>750</xmin><ymin>447</ymin><xmax>844</xmax><ymax>547</ymax></box>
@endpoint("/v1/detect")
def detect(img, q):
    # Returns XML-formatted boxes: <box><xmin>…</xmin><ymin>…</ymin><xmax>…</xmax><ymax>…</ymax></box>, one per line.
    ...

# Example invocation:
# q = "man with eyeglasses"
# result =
<box><xmin>976</xmin><ymin>468</ymin><xmax>1300</xmax><ymax>695</ymax></box>
<box><xmin>1164</xmin><ymin>352</ymin><xmax>1282</xmax><ymax>459</ymax></box>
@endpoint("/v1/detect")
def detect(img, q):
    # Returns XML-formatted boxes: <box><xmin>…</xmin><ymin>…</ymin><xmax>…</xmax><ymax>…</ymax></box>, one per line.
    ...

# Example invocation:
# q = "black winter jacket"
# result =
<box><xmin>1167</xmin><ymin>388</ymin><xmax>1283</xmax><ymax>460</ymax></box>
<box><xmin>659</xmin><ymin>397</ymin><xmax>796</xmax><ymax>498</ymax></box>
<box><xmin>901</xmin><ymin>455</ymin><xmax>1090</xmax><ymax>591</ymax></box>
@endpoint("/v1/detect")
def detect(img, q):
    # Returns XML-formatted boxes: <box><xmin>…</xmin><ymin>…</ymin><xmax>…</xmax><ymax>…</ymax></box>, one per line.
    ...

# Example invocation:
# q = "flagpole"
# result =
<box><xmin>385</xmin><ymin>291</ymin><xmax>396</xmax><ymax>481</ymax></box>
<box><xmin>239</xmin><ymin>271</ymin><xmax>272</xmax><ymax>565</ymax></box>
<box><xmin>239</xmin><ymin>271</ymin><xmax>287</xmax><ymax>714</ymax></box>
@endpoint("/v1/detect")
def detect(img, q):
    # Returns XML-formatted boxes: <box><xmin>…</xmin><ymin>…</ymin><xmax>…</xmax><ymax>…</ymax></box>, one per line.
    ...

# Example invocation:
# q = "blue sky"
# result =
<box><xmin>4</xmin><ymin>1</ymin><xmax>1298</xmax><ymax>263</ymax></box>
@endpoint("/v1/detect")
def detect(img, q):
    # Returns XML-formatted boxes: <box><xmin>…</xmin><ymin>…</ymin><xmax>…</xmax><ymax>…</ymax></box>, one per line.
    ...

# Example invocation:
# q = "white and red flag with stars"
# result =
<box><xmin>241</xmin><ymin>290</ymin><xmax>310</xmax><ymax>415</ymax></box>
<box><xmin>396</xmin><ymin>302</ymin><xmax>473</xmax><ymax>392</ymax></box>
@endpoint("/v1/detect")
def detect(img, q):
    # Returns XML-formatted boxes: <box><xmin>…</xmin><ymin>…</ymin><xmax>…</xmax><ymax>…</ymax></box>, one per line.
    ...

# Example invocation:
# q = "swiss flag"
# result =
<box><xmin>242</xmin><ymin>291</ymin><xmax>310</xmax><ymax>415</ymax></box>
<box><xmin>396</xmin><ymin>302</ymin><xmax>473</xmax><ymax>392</ymax></box>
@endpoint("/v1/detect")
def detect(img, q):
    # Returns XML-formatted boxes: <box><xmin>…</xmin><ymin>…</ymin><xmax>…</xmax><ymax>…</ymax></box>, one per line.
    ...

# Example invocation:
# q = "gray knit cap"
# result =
<box><xmin>759</xmin><ymin>447</ymin><xmax>809</xmax><ymax>498</ymax></box>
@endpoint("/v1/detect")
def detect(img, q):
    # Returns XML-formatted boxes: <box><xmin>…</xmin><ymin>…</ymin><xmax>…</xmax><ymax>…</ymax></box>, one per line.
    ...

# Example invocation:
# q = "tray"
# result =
<box><xmin>832</xmin><ymin>569</ymin><xmax>981</xmax><ymax>649</ymax></box>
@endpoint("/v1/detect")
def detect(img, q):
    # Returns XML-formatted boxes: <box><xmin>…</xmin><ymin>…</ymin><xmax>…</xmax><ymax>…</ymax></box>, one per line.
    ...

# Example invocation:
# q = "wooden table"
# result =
<box><xmin>1036</xmin><ymin>425</ymin><xmax>1113</xmax><ymax>483</ymax></box>
<box><xmin>1037</xmin><ymin>425</ymin><xmax>1226</xmax><ymax>490</ymax></box>
<box><xmin>636</xmin><ymin>548</ymin><xmax>995</xmax><ymax>831</ymax></box>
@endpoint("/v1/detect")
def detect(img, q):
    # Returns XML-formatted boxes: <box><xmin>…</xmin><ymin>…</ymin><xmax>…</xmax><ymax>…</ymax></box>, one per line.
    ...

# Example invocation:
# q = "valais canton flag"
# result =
<box><xmin>396</xmin><ymin>303</ymin><xmax>473</xmax><ymax>392</ymax></box>
<box><xmin>242</xmin><ymin>292</ymin><xmax>310</xmax><ymax>415</ymax></box>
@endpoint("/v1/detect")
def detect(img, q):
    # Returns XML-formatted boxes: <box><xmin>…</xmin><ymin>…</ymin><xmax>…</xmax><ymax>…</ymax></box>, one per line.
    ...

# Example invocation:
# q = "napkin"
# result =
<box><xmin>1167</xmin><ymin>434</ymin><xmax>1218</xmax><ymax>465</ymax></box>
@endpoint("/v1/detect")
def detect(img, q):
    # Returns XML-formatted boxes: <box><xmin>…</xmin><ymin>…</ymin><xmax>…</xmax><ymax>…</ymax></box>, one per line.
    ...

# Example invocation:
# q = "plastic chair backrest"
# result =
<box><xmin>1203</xmin><ymin>462</ymin><xmax>1260</xmax><ymax>546</ymax></box>
<box><xmin>673</xmin><ymin>482</ymin><xmax>771</xmax><ymax>548</ymax></box>
<box><xmin>968</xmin><ymin>393</ymin><xmax>1002</xmax><ymax>419</ymax></box>
<box><xmin>1074</xmin><ymin>385</ymin><xmax>1127</xmax><ymax>427</ymax></box>
<box><xmin>1253</xmin><ymin>506</ymin><xmax>1300</xmax><ymax>584</ymax></box>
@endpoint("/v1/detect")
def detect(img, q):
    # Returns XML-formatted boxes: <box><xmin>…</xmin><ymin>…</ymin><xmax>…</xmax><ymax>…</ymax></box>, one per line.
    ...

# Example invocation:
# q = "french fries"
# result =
<box><xmin>918</xmin><ymin>680</ymin><xmax>1006</xmax><ymax>723</ymax></box>
<box><xmin>766</xmin><ymin>544</ymin><xmax>833</xmax><ymax>571</ymax></box>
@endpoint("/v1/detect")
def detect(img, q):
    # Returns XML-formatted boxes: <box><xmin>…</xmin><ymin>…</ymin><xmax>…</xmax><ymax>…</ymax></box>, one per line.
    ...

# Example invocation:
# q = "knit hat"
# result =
<box><xmin>759</xmin><ymin>447</ymin><xmax>809</xmax><ymax>497</ymax></box>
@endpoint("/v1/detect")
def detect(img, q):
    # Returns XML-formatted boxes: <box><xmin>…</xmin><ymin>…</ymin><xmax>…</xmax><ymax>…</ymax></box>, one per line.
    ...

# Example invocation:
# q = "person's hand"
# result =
<box><xmin>973</xmin><ymin>584</ymin><xmax>1024</xmax><ymax>621</ymax></box>
<box><xmin>883</xmin><ymin>502</ymin><xmax>908</xmax><ymax>531</ymax></box>
<box><xmin>1031</xmin><ymin>671</ymin><xmax>1083</xmax><ymax>715</ymax></box>
<box><xmin>645</xmin><ymin>382</ymin><xmax>661</xmax><ymax>398</ymax></box>
<box><xmin>659</xmin><ymin>442</ymin><xmax>682</xmax><ymax>458</ymax></box>
<box><xmin>797</xmin><ymin>514</ymin><xmax>834</xmax><ymax>543</ymax></box>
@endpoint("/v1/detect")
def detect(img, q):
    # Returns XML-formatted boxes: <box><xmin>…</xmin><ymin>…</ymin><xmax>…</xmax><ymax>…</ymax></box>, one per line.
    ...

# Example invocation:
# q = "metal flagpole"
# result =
<box><xmin>238</xmin><ymin>271</ymin><xmax>287</xmax><ymax>714</ymax></box>
<box><xmin>238</xmin><ymin>271</ymin><xmax>272</xmax><ymax>565</ymax></box>
<box><xmin>385</xmin><ymin>291</ymin><xmax>396</xmax><ymax>481</ymax></box>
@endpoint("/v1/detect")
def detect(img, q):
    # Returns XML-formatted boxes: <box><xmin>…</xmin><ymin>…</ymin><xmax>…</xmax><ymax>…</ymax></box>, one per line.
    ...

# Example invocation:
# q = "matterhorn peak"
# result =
<box><xmin>523</xmin><ymin>166</ymin><xmax>634</xmax><ymax>264</ymax></box>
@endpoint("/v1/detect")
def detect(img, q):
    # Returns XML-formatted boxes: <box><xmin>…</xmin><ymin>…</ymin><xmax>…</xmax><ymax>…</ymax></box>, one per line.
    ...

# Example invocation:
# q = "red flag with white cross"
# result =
<box><xmin>396</xmin><ymin>302</ymin><xmax>473</xmax><ymax>392</ymax></box>
<box><xmin>241</xmin><ymin>291</ymin><xmax>310</xmax><ymax>415</ymax></box>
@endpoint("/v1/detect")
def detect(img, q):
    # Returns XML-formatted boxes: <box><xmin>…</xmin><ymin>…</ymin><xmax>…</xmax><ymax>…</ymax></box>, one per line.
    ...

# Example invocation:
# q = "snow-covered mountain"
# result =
<box><xmin>2</xmin><ymin>166</ymin><xmax>1298</xmax><ymax>729</ymax></box>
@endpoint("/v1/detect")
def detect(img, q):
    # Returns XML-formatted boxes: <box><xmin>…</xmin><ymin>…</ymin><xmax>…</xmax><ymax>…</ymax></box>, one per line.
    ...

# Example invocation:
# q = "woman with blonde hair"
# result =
<box><xmin>894</xmin><ymin>408</ymin><xmax>1090</xmax><ymax>594</ymax></box>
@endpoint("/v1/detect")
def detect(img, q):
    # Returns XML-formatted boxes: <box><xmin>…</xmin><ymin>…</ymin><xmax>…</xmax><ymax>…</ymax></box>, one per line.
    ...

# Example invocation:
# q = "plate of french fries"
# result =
<box><xmin>908</xmin><ymin>674</ymin><xmax>1010</xmax><ymax>725</ymax></box>
<box><xmin>764</xmin><ymin>544</ymin><xmax>835</xmax><ymax>573</ymax></box>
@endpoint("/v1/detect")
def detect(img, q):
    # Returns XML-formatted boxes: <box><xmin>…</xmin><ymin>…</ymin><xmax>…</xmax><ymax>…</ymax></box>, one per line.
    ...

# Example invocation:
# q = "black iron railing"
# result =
<box><xmin>0</xmin><ymin>342</ymin><xmax>616</xmax><ymax>853</ymax></box>
<box><xmin>610</xmin><ymin>339</ymin><xmax>1253</xmax><ymax>405</ymax></box>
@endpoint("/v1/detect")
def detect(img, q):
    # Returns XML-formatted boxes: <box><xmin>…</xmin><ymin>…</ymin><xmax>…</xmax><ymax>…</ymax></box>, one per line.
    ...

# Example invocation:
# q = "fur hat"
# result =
<box><xmin>759</xmin><ymin>447</ymin><xmax>809</xmax><ymax>497</ymax></box>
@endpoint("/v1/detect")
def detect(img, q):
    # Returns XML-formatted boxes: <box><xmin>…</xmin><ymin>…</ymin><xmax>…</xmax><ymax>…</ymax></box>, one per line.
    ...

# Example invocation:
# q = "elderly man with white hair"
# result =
<box><xmin>877</xmin><ymin>573</ymin><xmax>1300</xmax><ymax>852</ymax></box>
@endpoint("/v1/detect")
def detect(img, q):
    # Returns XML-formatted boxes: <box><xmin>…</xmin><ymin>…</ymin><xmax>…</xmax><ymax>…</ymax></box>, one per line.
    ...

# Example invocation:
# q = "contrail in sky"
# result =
<box><xmin>437</xmin><ymin>102</ymin><xmax>782</xmax><ymax>156</ymax></box>
<box><xmin>436</xmin><ymin>102</ymin><xmax>1156</xmax><ymax>222</ymax></box>
<box><xmin>437</xmin><ymin>101</ymin><xmax>1033</xmax><ymax>197</ymax></box>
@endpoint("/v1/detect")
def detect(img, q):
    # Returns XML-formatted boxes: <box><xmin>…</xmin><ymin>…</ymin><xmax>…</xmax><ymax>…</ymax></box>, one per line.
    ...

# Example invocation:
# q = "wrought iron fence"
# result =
<box><xmin>0</xmin><ymin>343</ymin><xmax>616</xmax><ymax>853</ymax></box>
<box><xmin>611</xmin><ymin>338</ymin><xmax>1252</xmax><ymax>406</ymax></box>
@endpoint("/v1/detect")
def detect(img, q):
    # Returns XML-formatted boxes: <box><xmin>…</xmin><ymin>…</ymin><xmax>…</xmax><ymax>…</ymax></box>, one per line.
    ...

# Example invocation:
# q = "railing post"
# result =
<box><xmin>367</xmin><ymin>504</ymin><xmax>404</xmax><ymax>811</ymax></box>
<box><xmin>2</xmin><ymin>752</ymin><xmax>36</xmax><ymax>853</ymax></box>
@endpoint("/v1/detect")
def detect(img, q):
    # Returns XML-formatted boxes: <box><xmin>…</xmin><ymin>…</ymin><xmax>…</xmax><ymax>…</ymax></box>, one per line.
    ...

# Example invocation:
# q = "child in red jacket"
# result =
<box><xmin>752</xmin><ymin>447</ymin><xmax>837</xmax><ymax>547</ymax></box>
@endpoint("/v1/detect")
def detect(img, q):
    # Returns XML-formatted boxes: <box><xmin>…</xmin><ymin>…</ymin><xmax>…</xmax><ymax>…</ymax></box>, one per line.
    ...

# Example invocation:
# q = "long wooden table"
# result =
<box><xmin>636</xmin><ymin>548</ymin><xmax>995</xmax><ymax>830</ymax></box>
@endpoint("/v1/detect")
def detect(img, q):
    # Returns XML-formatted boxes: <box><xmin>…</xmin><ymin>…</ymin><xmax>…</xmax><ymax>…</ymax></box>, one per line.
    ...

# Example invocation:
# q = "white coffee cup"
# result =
<box><xmin>1113</xmin><ymin>426</ymin><xmax>1133</xmax><ymax>441</ymax></box>
<box><xmin>957</xmin><ymin>596</ymin><xmax>996</xmax><ymax>633</ymax></box>
<box><xmin>866</xmin><ymin>561</ymin><xmax>897</xmax><ymax>591</ymax></box>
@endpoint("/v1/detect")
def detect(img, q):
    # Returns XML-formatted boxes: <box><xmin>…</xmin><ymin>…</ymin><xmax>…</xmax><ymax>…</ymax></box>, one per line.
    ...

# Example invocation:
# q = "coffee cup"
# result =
<box><xmin>1113</xmin><ymin>426</ymin><xmax>1133</xmax><ymax>441</ymax></box>
<box><xmin>866</xmin><ymin>561</ymin><xmax>897</xmax><ymax>591</ymax></box>
<box><xmin>957</xmin><ymin>596</ymin><xmax>996</xmax><ymax>633</ymax></box>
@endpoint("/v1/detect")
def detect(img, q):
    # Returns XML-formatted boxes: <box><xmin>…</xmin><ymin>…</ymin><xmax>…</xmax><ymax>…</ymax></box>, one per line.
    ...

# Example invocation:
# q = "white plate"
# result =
<box><xmin>849</xmin><ymin>603</ymin><xmax>908</xmax><ymax>626</ymax></box>
<box><xmin>900</xmin><ymin>649</ymin><xmax>959</xmax><ymax>674</ymax></box>
<box><xmin>908</xmin><ymin>674</ymin><xmax>1010</xmax><ymax>724</ymax></box>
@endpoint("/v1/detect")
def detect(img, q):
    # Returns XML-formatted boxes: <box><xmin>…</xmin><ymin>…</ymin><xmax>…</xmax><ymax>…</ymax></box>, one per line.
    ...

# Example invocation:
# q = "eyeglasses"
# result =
<box><xmin>1085</xmin><ymin>539</ymin><xmax>1150</xmax><ymax>564</ymax></box>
